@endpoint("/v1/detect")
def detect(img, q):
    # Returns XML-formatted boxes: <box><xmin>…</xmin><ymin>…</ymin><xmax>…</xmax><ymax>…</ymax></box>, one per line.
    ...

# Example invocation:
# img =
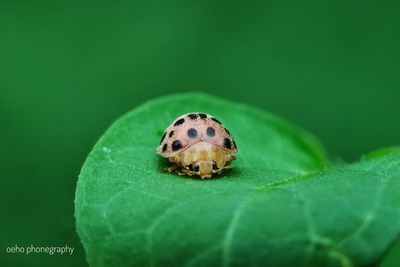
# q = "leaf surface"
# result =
<box><xmin>75</xmin><ymin>93</ymin><xmax>400</xmax><ymax>267</ymax></box>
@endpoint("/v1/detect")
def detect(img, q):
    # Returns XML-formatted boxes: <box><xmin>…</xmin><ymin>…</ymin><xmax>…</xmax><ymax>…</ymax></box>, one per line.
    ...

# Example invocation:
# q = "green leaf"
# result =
<box><xmin>75</xmin><ymin>93</ymin><xmax>400</xmax><ymax>267</ymax></box>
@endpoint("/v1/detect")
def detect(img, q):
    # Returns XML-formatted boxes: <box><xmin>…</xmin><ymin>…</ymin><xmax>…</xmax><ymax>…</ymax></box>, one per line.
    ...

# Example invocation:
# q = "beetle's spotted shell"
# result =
<box><xmin>156</xmin><ymin>112</ymin><xmax>238</xmax><ymax>179</ymax></box>
<box><xmin>157</xmin><ymin>112</ymin><xmax>237</xmax><ymax>157</ymax></box>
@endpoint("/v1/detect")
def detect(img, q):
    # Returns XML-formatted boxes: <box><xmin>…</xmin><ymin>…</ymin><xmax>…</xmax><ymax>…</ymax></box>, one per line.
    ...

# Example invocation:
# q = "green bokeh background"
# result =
<box><xmin>1</xmin><ymin>1</ymin><xmax>399</xmax><ymax>266</ymax></box>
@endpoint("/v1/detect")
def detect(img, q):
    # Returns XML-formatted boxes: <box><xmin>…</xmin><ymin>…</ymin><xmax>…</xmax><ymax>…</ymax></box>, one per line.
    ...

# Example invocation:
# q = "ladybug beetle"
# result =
<box><xmin>156</xmin><ymin>112</ymin><xmax>238</xmax><ymax>179</ymax></box>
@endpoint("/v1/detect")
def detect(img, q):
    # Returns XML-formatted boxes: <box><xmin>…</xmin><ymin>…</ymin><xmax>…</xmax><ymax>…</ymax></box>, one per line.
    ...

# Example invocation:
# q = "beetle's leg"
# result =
<box><xmin>200</xmin><ymin>174</ymin><xmax>212</xmax><ymax>179</ymax></box>
<box><xmin>165</xmin><ymin>165</ymin><xmax>178</xmax><ymax>173</ymax></box>
<box><xmin>222</xmin><ymin>164</ymin><xmax>232</xmax><ymax>170</ymax></box>
<box><xmin>178</xmin><ymin>168</ymin><xmax>195</xmax><ymax>176</ymax></box>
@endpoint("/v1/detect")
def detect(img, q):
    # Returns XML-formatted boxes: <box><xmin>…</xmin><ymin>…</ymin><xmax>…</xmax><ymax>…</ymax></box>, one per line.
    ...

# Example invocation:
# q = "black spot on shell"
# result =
<box><xmin>188</xmin><ymin>113</ymin><xmax>198</xmax><ymax>119</ymax></box>
<box><xmin>172</xmin><ymin>140</ymin><xmax>183</xmax><ymax>151</ymax></box>
<box><xmin>174</xmin><ymin>118</ymin><xmax>185</xmax><ymax>126</ymax></box>
<box><xmin>223</xmin><ymin>138</ymin><xmax>232</xmax><ymax>149</ymax></box>
<box><xmin>187</xmin><ymin>128</ymin><xmax>198</xmax><ymax>138</ymax></box>
<box><xmin>207</xmin><ymin>127</ymin><xmax>215</xmax><ymax>137</ymax></box>
<box><xmin>162</xmin><ymin>143</ymin><xmax>167</xmax><ymax>152</ymax></box>
<box><xmin>198</xmin><ymin>113</ymin><xmax>207</xmax><ymax>119</ymax></box>
<box><xmin>211</xmin><ymin>117</ymin><xmax>222</xmax><ymax>124</ymax></box>
<box><xmin>224</xmin><ymin>128</ymin><xmax>230</xmax><ymax>135</ymax></box>
<box><xmin>193</xmin><ymin>165</ymin><xmax>200</xmax><ymax>172</ymax></box>
<box><xmin>169</xmin><ymin>131</ymin><xmax>174</xmax><ymax>137</ymax></box>
<box><xmin>233</xmin><ymin>140</ymin><xmax>237</xmax><ymax>149</ymax></box>
<box><xmin>159</xmin><ymin>132</ymin><xmax>167</xmax><ymax>144</ymax></box>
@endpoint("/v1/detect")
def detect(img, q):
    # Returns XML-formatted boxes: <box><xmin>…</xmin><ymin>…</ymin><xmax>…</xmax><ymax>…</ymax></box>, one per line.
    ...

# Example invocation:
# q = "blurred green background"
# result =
<box><xmin>1</xmin><ymin>1</ymin><xmax>399</xmax><ymax>266</ymax></box>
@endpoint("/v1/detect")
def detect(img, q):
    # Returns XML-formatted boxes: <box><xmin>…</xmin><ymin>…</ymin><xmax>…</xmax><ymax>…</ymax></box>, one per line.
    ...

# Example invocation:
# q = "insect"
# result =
<box><xmin>156</xmin><ymin>112</ymin><xmax>238</xmax><ymax>179</ymax></box>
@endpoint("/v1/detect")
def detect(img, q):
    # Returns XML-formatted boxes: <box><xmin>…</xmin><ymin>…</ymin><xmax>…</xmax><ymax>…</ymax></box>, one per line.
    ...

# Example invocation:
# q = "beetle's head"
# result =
<box><xmin>187</xmin><ymin>160</ymin><xmax>219</xmax><ymax>179</ymax></box>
